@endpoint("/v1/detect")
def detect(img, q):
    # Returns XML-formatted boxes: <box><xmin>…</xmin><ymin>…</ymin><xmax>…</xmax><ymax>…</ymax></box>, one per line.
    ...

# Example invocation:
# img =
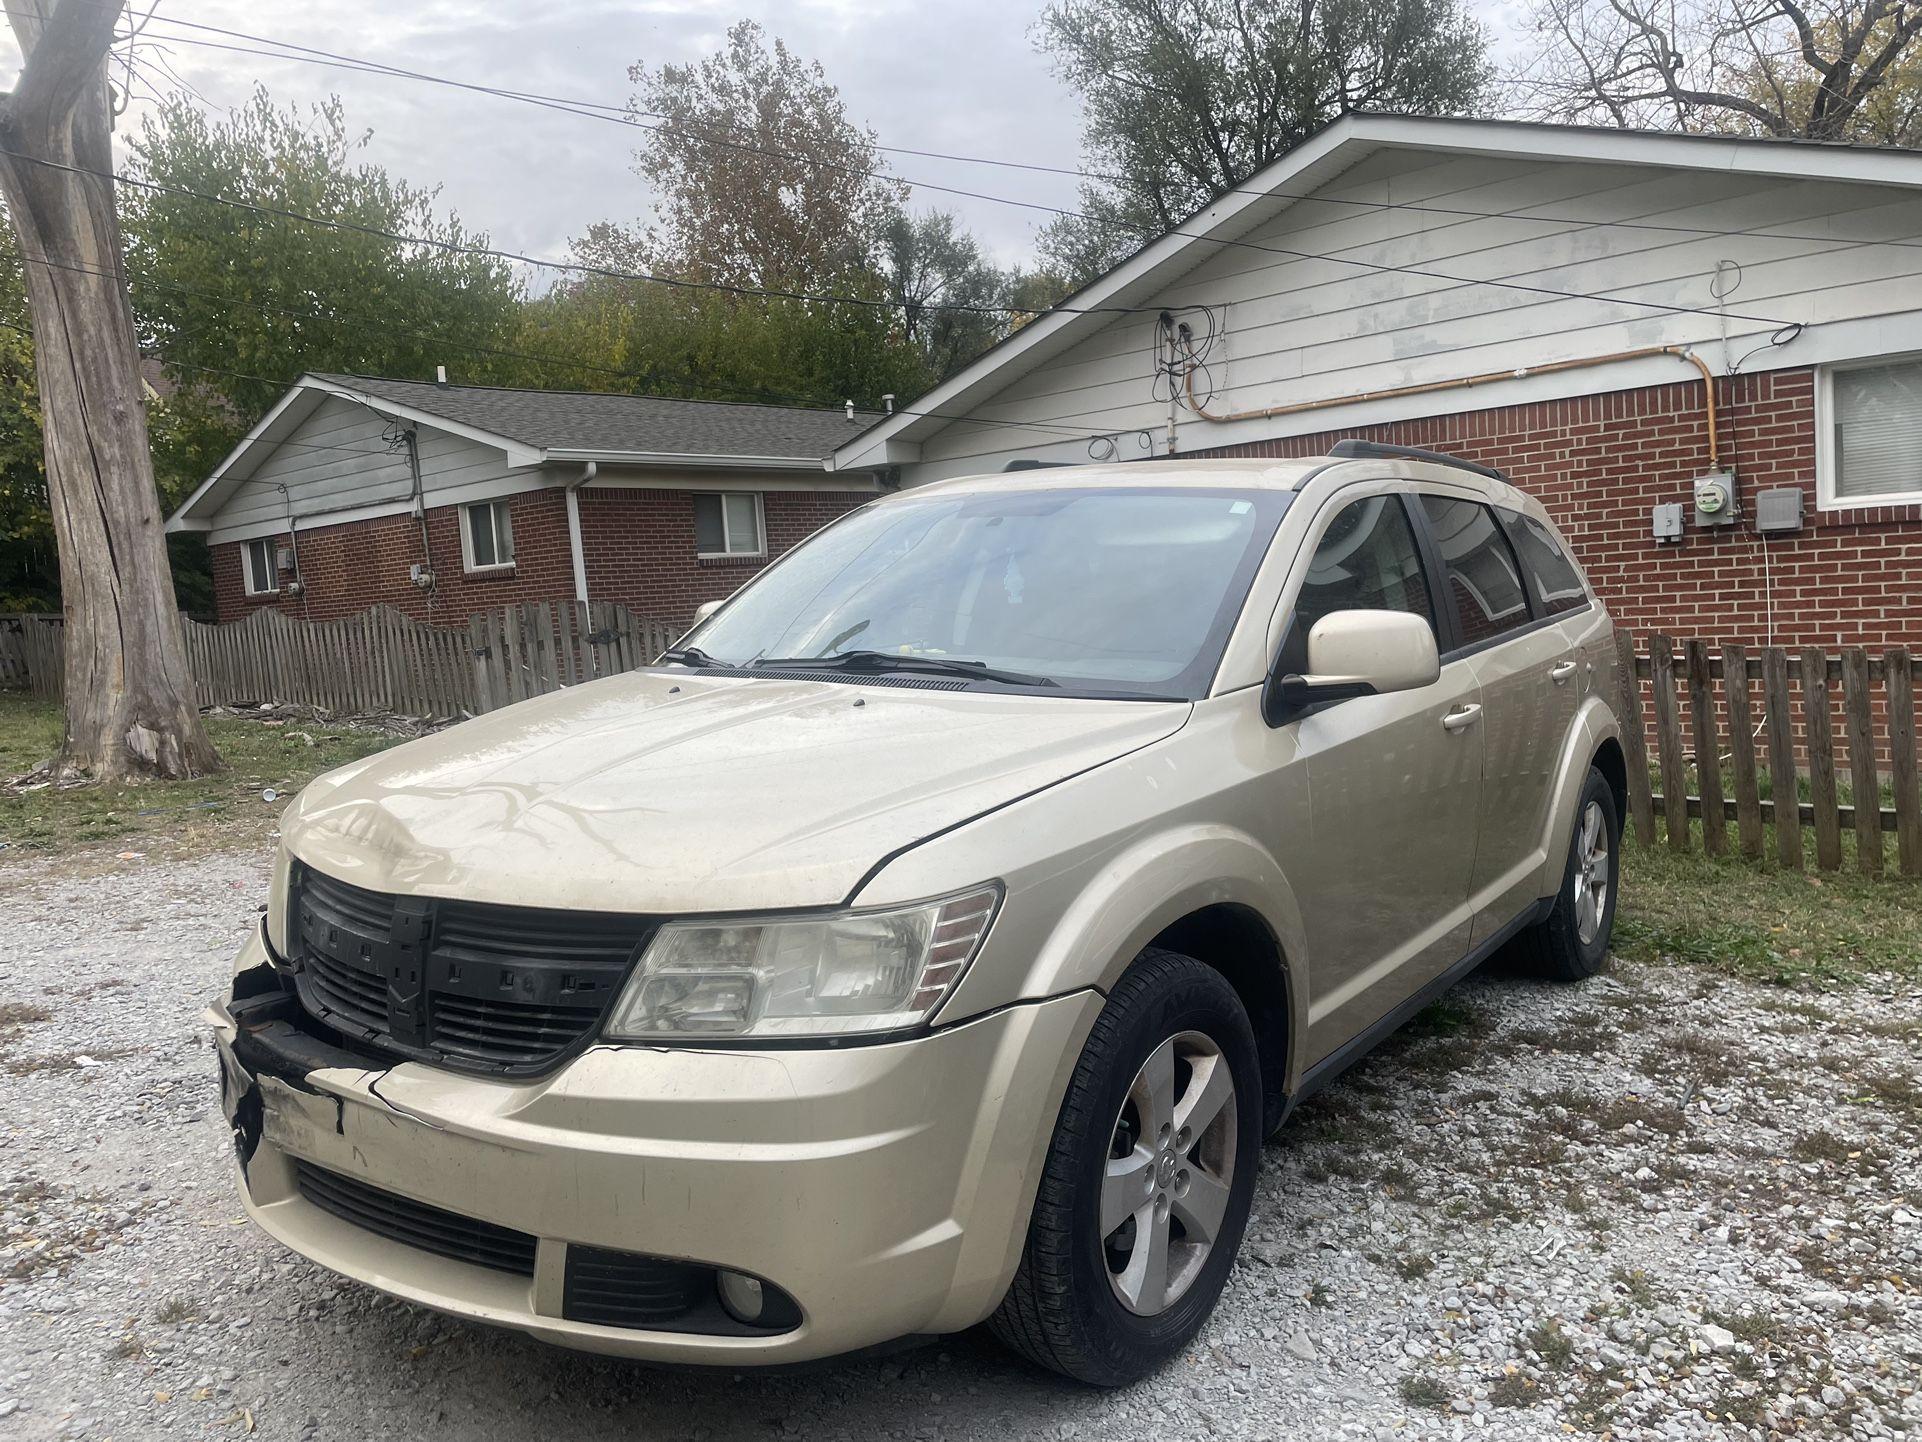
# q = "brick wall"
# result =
<box><xmin>1192</xmin><ymin>367</ymin><xmax>1922</xmax><ymax>652</ymax></box>
<box><xmin>579</xmin><ymin>488</ymin><xmax>867</xmax><ymax>623</ymax></box>
<box><xmin>211</xmin><ymin>486</ymin><xmax>868</xmax><ymax>626</ymax></box>
<box><xmin>212</xmin><ymin>489</ymin><xmax>574</xmax><ymax>625</ymax></box>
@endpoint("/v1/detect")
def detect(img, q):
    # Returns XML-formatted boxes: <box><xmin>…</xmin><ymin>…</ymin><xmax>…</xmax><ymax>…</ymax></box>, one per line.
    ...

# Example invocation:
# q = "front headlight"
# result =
<box><xmin>603</xmin><ymin>885</ymin><xmax>1000</xmax><ymax>1041</ymax></box>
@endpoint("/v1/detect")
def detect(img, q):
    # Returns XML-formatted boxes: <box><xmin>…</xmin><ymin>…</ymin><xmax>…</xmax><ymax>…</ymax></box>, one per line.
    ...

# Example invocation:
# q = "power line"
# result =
<box><xmin>129</xmin><ymin>13</ymin><xmax>1922</xmax><ymax>261</ymax></box>
<box><xmin>3</xmin><ymin>132</ymin><xmax>1806</xmax><ymax>333</ymax></box>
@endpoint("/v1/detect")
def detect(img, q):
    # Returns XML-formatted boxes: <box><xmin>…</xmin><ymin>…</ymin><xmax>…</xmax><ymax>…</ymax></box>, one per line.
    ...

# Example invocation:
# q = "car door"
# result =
<box><xmin>1415</xmin><ymin>493</ymin><xmax>1565</xmax><ymax>943</ymax></box>
<box><xmin>1278</xmin><ymin>488</ymin><xmax>1486</xmax><ymax>1069</ymax></box>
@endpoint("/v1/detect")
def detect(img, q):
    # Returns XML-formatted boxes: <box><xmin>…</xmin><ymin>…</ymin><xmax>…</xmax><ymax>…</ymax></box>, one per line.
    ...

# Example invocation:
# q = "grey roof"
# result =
<box><xmin>313</xmin><ymin>374</ymin><xmax>878</xmax><ymax>461</ymax></box>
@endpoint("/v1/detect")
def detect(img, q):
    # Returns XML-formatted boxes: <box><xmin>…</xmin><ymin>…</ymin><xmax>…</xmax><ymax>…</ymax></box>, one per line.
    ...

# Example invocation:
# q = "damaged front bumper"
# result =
<box><xmin>209</xmin><ymin>929</ymin><xmax>1099</xmax><ymax>1365</ymax></box>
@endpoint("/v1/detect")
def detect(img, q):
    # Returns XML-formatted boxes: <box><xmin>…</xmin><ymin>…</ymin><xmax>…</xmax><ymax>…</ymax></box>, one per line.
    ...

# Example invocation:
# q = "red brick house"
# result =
<box><xmin>165</xmin><ymin>375</ymin><xmax>882</xmax><ymax>625</ymax></box>
<box><xmin>830</xmin><ymin>116</ymin><xmax>1922</xmax><ymax>653</ymax></box>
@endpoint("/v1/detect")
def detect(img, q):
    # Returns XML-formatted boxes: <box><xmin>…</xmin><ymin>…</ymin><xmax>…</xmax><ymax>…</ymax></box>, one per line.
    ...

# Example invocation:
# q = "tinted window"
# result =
<box><xmin>688</xmin><ymin>486</ymin><xmax>1291</xmax><ymax>699</ymax></box>
<box><xmin>1500</xmin><ymin>510</ymin><xmax>1589</xmax><ymax>616</ymax></box>
<box><xmin>1419</xmin><ymin>495</ymin><xmax>1530</xmax><ymax>646</ymax></box>
<box><xmin>1295</xmin><ymin>495</ymin><xmax>1435</xmax><ymax>639</ymax></box>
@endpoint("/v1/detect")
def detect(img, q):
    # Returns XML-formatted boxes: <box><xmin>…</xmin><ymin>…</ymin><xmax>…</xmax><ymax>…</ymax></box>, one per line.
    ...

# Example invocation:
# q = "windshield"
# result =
<box><xmin>681</xmin><ymin>485</ymin><xmax>1291</xmax><ymax>699</ymax></box>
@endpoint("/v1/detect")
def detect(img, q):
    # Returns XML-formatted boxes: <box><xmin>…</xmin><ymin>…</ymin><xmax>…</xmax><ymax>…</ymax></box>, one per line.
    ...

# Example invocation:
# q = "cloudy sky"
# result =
<box><xmin>6</xmin><ymin>0</ymin><xmax>1532</xmax><ymax>276</ymax></box>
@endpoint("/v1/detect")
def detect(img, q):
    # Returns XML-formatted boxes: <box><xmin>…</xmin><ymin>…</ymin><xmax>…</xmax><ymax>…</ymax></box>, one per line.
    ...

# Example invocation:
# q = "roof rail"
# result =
<box><xmin>1324</xmin><ymin>438</ymin><xmax>1509</xmax><ymax>484</ymax></box>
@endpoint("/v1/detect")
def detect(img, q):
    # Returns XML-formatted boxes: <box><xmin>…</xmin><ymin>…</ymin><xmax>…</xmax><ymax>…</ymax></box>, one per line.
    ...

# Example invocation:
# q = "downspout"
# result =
<box><xmin>1184</xmin><ymin>345</ymin><xmax>1721</xmax><ymax>471</ymax></box>
<box><xmin>565</xmin><ymin>462</ymin><xmax>597</xmax><ymax>605</ymax></box>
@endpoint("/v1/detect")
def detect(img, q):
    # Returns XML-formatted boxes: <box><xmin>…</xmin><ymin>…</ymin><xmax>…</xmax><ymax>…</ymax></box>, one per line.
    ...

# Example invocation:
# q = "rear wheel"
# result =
<box><xmin>1517</xmin><ymin>765</ymin><xmax>1620</xmax><ymax>981</ymax></box>
<box><xmin>990</xmin><ymin>949</ymin><xmax>1260</xmax><ymax>1386</ymax></box>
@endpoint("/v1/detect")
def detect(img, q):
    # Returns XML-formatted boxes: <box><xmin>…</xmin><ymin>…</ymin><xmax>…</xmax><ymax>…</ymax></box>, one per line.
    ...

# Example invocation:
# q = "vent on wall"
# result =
<box><xmin>1755</xmin><ymin>487</ymin><xmax>1805</xmax><ymax>533</ymax></box>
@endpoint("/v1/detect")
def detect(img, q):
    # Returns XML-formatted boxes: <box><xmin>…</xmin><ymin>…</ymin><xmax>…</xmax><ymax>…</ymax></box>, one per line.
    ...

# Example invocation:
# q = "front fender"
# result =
<box><xmin>1535</xmin><ymin>694</ymin><xmax>1623</xmax><ymax>898</ymax></box>
<box><xmin>928</xmin><ymin>822</ymin><xmax>1311</xmax><ymax>1093</ymax></box>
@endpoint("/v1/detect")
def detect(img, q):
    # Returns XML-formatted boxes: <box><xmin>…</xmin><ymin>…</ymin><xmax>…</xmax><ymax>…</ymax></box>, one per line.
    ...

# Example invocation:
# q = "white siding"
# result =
<box><xmin>208</xmin><ymin>397</ymin><xmax>528</xmax><ymax>540</ymax></box>
<box><xmin>907</xmin><ymin>149</ymin><xmax>1922</xmax><ymax>480</ymax></box>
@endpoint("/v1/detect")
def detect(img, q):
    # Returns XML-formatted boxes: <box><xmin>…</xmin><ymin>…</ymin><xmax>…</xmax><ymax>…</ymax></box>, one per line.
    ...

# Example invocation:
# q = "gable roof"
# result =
<box><xmin>310</xmin><ymin>375</ymin><xmax>877</xmax><ymax>460</ymax></box>
<box><xmin>169</xmin><ymin>374</ymin><xmax>877</xmax><ymax>530</ymax></box>
<box><xmin>830</xmin><ymin>113</ymin><xmax>1922</xmax><ymax>471</ymax></box>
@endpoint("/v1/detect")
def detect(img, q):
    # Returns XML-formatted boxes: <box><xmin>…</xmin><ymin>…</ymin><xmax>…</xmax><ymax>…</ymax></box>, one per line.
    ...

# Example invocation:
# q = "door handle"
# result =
<box><xmin>1442</xmin><ymin>704</ymin><xmax>1483</xmax><ymax>732</ymax></box>
<box><xmin>1549</xmin><ymin>661</ymin><xmax>1578</xmax><ymax>685</ymax></box>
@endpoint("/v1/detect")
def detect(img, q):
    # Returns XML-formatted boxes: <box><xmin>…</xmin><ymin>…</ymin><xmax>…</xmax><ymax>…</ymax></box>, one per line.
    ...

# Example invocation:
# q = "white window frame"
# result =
<box><xmin>1816</xmin><ymin>350</ymin><xmax>1922</xmax><ymax>512</ymax></box>
<box><xmin>242</xmin><ymin>537</ymin><xmax>279</xmax><ymax>596</ymax></box>
<box><xmin>462</xmin><ymin>499</ymin><xmax>516</xmax><ymax>572</ymax></box>
<box><xmin>693</xmin><ymin>491</ymin><xmax>766</xmax><ymax>559</ymax></box>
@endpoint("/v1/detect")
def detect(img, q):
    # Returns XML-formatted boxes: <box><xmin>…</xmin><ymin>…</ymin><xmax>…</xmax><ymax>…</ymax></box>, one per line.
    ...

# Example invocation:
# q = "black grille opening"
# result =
<box><xmin>288</xmin><ymin>863</ymin><xmax>652</xmax><ymax>1076</ymax></box>
<box><xmin>562</xmin><ymin>1246</ymin><xmax>802</xmax><ymax>1335</ymax></box>
<box><xmin>293</xmin><ymin>1161</ymin><xmax>537</xmax><ymax>1276</ymax></box>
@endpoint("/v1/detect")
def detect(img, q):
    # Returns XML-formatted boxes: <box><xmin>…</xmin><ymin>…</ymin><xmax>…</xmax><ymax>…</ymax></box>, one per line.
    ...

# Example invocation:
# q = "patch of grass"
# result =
<box><xmin>1305</xmin><ymin>1279</ymin><xmax>1334</xmax><ymax>1308</ymax></box>
<box><xmin>0</xmin><ymin>693</ymin><xmax>405</xmax><ymax>860</ymax></box>
<box><xmin>1790</xmin><ymin>1130</ymin><xmax>1864</xmax><ymax>1167</ymax></box>
<box><xmin>1524</xmin><ymin>1319</ymin><xmax>1575</xmax><ymax>1369</ymax></box>
<box><xmin>1610</xmin><ymin>1266</ymin><xmax>1663</xmax><ymax>1310</ymax></box>
<box><xmin>1394</xmin><ymin>1252</ymin><xmax>1435</xmax><ymax>1280</ymax></box>
<box><xmin>154</xmin><ymin>1295</ymin><xmax>203</xmax><ymax>1325</ymax></box>
<box><xmin>1703</xmin><ymin>1307</ymin><xmax>1786</xmax><ymax>1348</ymax></box>
<box><xmin>1858</xmin><ymin>1072</ymin><xmax>1922</xmax><ymax>1117</ymax></box>
<box><xmin>0</xmin><ymin>1000</ymin><xmax>52</xmax><ymax>1026</ymax></box>
<box><xmin>1398</xmin><ymin>1373</ymin><xmax>1451</xmax><ymax>1410</ymax></box>
<box><xmin>1617</xmin><ymin>839</ymin><xmax>1922</xmax><ymax>985</ymax></box>
<box><xmin>1487</xmin><ymin>1371</ymin><xmax>1541</xmax><ymax>1408</ymax></box>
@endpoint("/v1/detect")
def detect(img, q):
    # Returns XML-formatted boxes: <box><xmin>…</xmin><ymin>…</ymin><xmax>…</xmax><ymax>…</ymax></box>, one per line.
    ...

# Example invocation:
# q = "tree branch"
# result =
<box><xmin>1</xmin><ymin>0</ymin><xmax>125</xmax><ymax>136</ymax></box>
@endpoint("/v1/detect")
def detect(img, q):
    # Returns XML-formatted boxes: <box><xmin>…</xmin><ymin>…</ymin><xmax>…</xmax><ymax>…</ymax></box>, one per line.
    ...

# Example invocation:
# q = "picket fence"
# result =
<box><xmin>0</xmin><ymin>602</ymin><xmax>680</xmax><ymax>718</ymax></box>
<box><xmin>1617</xmin><ymin>631</ymin><xmax>1920</xmax><ymax>878</ymax></box>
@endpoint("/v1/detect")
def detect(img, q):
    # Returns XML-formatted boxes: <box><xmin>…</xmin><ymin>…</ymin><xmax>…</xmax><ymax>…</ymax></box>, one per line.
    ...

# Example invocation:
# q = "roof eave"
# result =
<box><xmin>544</xmin><ymin>448</ymin><xmax>848</xmax><ymax>470</ymax></box>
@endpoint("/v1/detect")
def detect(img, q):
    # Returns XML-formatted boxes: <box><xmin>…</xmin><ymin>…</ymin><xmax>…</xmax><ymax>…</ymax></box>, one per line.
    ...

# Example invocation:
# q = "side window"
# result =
<box><xmin>1499</xmin><ymin>509</ymin><xmax>1589</xmax><ymax>616</ymax></box>
<box><xmin>1294</xmin><ymin>495</ymin><xmax>1436</xmax><ymax>641</ymax></box>
<box><xmin>1418</xmin><ymin>495</ymin><xmax>1531</xmax><ymax>646</ymax></box>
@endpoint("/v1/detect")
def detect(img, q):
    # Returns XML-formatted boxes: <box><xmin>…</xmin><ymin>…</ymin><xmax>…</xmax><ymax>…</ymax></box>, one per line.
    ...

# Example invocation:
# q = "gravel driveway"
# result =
<box><xmin>1</xmin><ymin>847</ymin><xmax>1917</xmax><ymax>1441</ymax></box>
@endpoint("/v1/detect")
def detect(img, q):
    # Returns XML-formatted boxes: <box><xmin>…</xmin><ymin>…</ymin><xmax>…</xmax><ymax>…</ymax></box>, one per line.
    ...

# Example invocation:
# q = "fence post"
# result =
<box><xmin>1888</xmin><ymin>648</ymin><xmax>1921</xmax><ymax>880</ymax></box>
<box><xmin>1800</xmin><ymin>647</ymin><xmax>1843</xmax><ymax>871</ymax></box>
<box><xmin>1722</xmin><ymin>643</ymin><xmax>1764</xmax><ymax>859</ymax></box>
<box><xmin>1840</xmin><ymin>648</ymin><xmax>1881</xmax><ymax>876</ymax></box>
<box><xmin>1762</xmin><ymin>648</ymin><xmax>1802</xmax><ymax>870</ymax></box>
<box><xmin>1685</xmin><ymin>638</ymin><xmax>1726</xmax><ymax>857</ymax></box>
<box><xmin>1648</xmin><ymin>635</ymin><xmax>1689</xmax><ymax>851</ymax></box>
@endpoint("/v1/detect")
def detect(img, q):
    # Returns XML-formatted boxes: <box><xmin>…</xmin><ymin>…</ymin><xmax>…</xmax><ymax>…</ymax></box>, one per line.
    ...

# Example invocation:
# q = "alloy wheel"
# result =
<box><xmin>1572</xmin><ymin>798</ymin><xmax>1611</xmax><ymax>946</ymax></box>
<box><xmin>1101</xmin><ymin>1030</ymin><xmax>1239</xmax><ymax>1316</ymax></box>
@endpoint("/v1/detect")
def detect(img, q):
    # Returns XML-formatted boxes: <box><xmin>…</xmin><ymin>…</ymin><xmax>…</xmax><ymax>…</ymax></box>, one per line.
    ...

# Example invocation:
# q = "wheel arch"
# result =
<box><xmin>1535</xmin><ymin>697</ymin><xmax>1626</xmax><ymax>898</ymax></box>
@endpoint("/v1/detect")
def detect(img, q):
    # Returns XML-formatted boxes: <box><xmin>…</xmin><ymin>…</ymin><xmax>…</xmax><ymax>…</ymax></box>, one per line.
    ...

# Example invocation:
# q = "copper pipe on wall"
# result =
<box><xmin>1184</xmin><ymin>344</ymin><xmax>1721</xmax><ymax>471</ymax></box>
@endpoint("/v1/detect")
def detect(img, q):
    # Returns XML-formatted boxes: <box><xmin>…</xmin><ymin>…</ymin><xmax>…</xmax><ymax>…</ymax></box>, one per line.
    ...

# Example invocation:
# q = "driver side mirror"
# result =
<box><xmin>690</xmin><ymin>598</ymin><xmax>725</xmax><ymax>626</ymax></box>
<box><xmin>1276</xmin><ymin>610</ymin><xmax>1440</xmax><ymax>711</ymax></box>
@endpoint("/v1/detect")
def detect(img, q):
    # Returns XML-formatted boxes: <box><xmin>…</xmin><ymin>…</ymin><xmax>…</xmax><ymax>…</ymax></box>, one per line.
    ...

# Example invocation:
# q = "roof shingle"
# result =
<box><xmin>313</xmin><ymin>374</ymin><xmax>877</xmax><ymax>461</ymax></box>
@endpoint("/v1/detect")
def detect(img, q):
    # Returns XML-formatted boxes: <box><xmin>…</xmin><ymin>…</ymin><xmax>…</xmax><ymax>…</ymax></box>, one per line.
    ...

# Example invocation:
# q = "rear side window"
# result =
<box><xmin>1418</xmin><ymin>495</ymin><xmax>1530</xmax><ymax>647</ymax></box>
<box><xmin>1295</xmin><ymin>495</ymin><xmax>1436</xmax><ymax>639</ymax></box>
<box><xmin>1500</xmin><ymin>510</ymin><xmax>1589</xmax><ymax>616</ymax></box>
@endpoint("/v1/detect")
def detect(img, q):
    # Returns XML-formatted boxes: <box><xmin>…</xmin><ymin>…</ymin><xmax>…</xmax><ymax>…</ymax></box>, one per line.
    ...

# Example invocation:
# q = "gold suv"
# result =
<box><xmin>211</xmin><ymin>444</ymin><xmax>1623</xmax><ymax>1386</ymax></box>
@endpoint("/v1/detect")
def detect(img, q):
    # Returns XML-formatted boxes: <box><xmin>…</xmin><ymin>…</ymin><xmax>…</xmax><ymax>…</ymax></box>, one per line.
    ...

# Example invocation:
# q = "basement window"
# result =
<box><xmin>1822</xmin><ymin>355</ymin><xmax>1922</xmax><ymax>509</ymax></box>
<box><xmin>693</xmin><ymin>493</ymin><xmax>765</xmax><ymax>558</ymax></box>
<box><xmin>463</xmin><ymin>499</ymin><xmax>515</xmax><ymax>571</ymax></box>
<box><xmin>243</xmin><ymin>538</ymin><xmax>279</xmax><ymax>596</ymax></box>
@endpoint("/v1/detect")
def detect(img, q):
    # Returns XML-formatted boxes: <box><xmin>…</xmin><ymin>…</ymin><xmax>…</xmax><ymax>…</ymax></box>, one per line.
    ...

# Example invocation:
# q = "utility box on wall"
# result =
<box><xmin>1693</xmin><ymin>473</ymin><xmax>1738</xmax><ymax>528</ymax></box>
<box><xmin>1651</xmin><ymin>502</ymin><xmax>1686</xmax><ymax>544</ymax></box>
<box><xmin>1755</xmin><ymin>487</ymin><xmax>1805</xmax><ymax>533</ymax></box>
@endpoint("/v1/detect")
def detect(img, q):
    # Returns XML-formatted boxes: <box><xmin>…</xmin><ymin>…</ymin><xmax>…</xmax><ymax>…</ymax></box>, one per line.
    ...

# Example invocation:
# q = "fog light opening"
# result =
<box><xmin>717</xmin><ymin>1270</ymin><xmax>765</xmax><ymax>1324</ymax></box>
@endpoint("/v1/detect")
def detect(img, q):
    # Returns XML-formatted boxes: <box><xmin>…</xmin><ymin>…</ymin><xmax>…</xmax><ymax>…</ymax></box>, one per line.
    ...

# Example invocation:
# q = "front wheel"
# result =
<box><xmin>990</xmin><ymin>949</ymin><xmax>1260</xmax><ymax>1386</ymax></box>
<box><xmin>1517</xmin><ymin>765</ymin><xmax>1621</xmax><ymax>981</ymax></box>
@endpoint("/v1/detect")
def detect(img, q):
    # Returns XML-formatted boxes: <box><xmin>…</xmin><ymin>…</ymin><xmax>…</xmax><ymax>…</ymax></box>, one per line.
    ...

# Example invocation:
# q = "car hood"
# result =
<box><xmin>282</xmin><ymin>670</ymin><xmax>1190</xmax><ymax>913</ymax></box>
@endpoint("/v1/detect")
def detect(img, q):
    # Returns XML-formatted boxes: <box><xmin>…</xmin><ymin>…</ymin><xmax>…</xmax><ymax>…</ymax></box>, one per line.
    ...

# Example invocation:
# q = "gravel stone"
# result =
<box><xmin>2</xmin><ymin>845</ymin><xmax>1919</xmax><ymax>1440</ymax></box>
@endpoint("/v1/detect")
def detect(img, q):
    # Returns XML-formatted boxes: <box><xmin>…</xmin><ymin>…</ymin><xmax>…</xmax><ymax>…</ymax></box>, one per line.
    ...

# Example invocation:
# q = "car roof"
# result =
<box><xmin>895</xmin><ymin>455</ymin><xmax>1532</xmax><ymax>510</ymax></box>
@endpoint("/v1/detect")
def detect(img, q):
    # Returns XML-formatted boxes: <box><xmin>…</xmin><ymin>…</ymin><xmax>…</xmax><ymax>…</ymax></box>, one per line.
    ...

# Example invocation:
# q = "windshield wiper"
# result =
<box><xmin>658</xmin><ymin>645</ymin><xmax>717</xmax><ymax>667</ymax></box>
<box><xmin>751</xmin><ymin>649</ymin><xmax>1057</xmax><ymax>688</ymax></box>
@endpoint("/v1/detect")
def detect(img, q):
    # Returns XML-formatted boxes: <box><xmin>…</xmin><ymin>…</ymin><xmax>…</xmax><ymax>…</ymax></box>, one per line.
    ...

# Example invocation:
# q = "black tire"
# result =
<box><xmin>1517</xmin><ymin>765</ymin><xmax>1620</xmax><ymax>981</ymax></box>
<box><xmin>990</xmin><ymin>949</ymin><xmax>1261</xmax><ymax>1386</ymax></box>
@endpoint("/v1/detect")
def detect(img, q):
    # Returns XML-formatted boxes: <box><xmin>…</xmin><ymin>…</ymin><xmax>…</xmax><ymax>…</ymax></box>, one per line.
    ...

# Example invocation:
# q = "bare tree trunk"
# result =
<box><xmin>0</xmin><ymin>0</ymin><xmax>218</xmax><ymax>780</ymax></box>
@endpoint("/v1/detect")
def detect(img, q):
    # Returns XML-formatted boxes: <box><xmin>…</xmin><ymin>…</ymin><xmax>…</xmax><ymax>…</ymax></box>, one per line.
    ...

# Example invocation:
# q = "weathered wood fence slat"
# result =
<box><xmin>1629</xmin><ymin>631</ymin><xmax>1920</xmax><ymax>878</ymax></box>
<box><xmin>4</xmin><ymin>602</ymin><xmax>680</xmax><ymax>720</ymax></box>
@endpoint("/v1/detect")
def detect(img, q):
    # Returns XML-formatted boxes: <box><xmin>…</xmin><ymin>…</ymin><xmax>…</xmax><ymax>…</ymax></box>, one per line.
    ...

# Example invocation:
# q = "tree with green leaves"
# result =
<box><xmin>613</xmin><ymin>19</ymin><xmax>906</xmax><ymax>290</ymax></box>
<box><xmin>122</xmin><ymin>88</ymin><xmax>525</xmax><ymax>510</ymax></box>
<box><xmin>1035</xmin><ymin>0</ymin><xmax>1493</xmax><ymax>282</ymax></box>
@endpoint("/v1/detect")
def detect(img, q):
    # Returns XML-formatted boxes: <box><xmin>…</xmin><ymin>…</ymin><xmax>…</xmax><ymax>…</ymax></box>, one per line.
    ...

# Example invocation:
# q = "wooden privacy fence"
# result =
<box><xmin>3</xmin><ymin>602</ymin><xmax>680</xmax><ymax>718</ymax></box>
<box><xmin>1618</xmin><ymin>630</ymin><xmax>1921</xmax><ymax>878</ymax></box>
<box><xmin>0</xmin><ymin>613</ymin><xmax>61</xmax><ymax>696</ymax></box>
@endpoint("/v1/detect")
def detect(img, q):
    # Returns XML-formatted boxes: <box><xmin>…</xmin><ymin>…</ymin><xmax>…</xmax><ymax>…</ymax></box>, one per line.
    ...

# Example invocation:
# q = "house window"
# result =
<box><xmin>1824</xmin><ymin>356</ymin><xmax>1922</xmax><ymax>507</ymax></box>
<box><xmin>463</xmin><ymin>499</ymin><xmax>515</xmax><ymax>571</ymax></box>
<box><xmin>693</xmin><ymin>492</ymin><xmax>765</xmax><ymax>557</ymax></box>
<box><xmin>243</xmin><ymin>538</ymin><xmax>279</xmax><ymax>596</ymax></box>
